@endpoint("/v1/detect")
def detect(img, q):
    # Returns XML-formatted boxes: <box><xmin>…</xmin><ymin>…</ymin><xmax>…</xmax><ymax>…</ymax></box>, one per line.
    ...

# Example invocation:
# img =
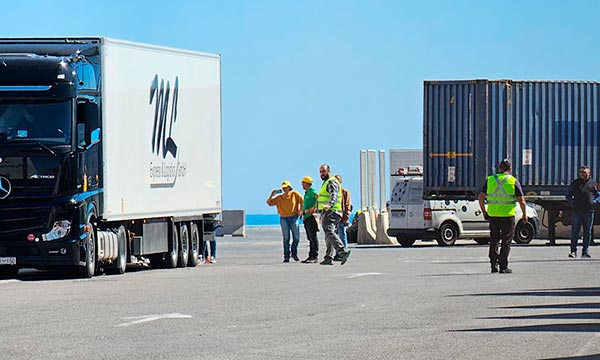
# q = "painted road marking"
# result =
<box><xmin>345</xmin><ymin>272</ymin><xmax>383</xmax><ymax>279</ymax></box>
<box><xmin>116</xmin><ymin>313</ymin><xmax>192</xmax><ymax>327</ymax></box>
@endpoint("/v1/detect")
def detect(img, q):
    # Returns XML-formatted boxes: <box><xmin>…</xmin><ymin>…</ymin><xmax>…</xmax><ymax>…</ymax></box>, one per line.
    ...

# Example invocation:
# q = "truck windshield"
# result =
<box><xmin>0</xmin><ymin>100</ymin><xmax>71</xmax><ymax>144</ymax></box>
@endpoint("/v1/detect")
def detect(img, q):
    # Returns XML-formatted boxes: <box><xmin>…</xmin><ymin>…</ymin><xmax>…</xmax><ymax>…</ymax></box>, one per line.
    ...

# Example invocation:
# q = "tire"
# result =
<box><xmin>177</xmin><ymin>223</ymin><xmax>189</xmax><ymax>268</ymax></box>
<box><xmin>514</xmin><ymin>220</ymin><xmax>535</xmax><ymax>244</ymax></box>
<box><xmin>475</xmin><ymin>238</ymin><xmax>490</xmax><ymax>245</ymax></box>
<box><xmin>0</xmin><ymin>266</ymin><xmax>19</xmax><ymax>279</ymax></box>
<box><xmin>105</xmin><ymin>225</ymin><xmax>128</xmax><ymax>275</ymax></box>
<box><xmin>78</xmin><ymin>223</ymin><xmax>97</xmax><ymax>278</ymax></box>
<box><xmin>165</xmin><ymin>221</ymin><xmax>179</xmax><ymax>269</ymax></box>
<box><xmin>436</xmin><ymin>222</ymin><xmax>458</xmax><ymax>246</ymax></box>
<box><xmin>396</xmin><ymin>237</ymin><xmax>416</xmax><ymax>247</ymax></box>
<box><xmin>187</xmin><ymin>222</ymin><xmax>200</xmax><ymax>267</ymax></box>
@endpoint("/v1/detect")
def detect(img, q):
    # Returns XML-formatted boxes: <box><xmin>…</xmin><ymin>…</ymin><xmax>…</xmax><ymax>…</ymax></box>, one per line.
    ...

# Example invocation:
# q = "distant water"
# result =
<box><xmin>246</xmin><ymin>214</ymin><xmax>282</xmax><ymax>226</ymax></box>
<box><xmin>246</xmin><ymin>213</ymin><xmax>354</xmax><ymax>226</ymax></box>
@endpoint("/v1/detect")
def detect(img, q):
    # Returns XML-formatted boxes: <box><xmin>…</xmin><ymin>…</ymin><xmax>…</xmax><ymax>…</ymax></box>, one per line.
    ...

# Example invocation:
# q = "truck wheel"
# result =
<box><xmin>437</xmin><ymin>222</ymin><xmax>458</xmax><ymax>246</ymax></box>
<box><xmin>475</xmin><ymin>238</ymin><xmax>490</xmax><ymax>245</ymax></box>
<box><xmin>78</xmin><ymin>223</ymin><xmax>97</xmax><ymax>278</ymax></box>
<box><xmin>514</xmin><ymin>220</ymin><xmax>535</xmax><ymax>244</ymax></box>
<box><xmin>396</xmin><ymin>237</ymin><xmax>416</xmax><ymax>247</ymax></box>
<box><xmin>165</xmin><ymin>222</ymin><xmax>179</xmax><ymax>268</ymax></box>
<box><xmin>106</xmin><ymin>226</ymin><xmax>128</xmax><ymax>275</ymax></box>
<box><xmin>0</xmin><ymin>266</ymin><xmax>19</xmax><ymax>279</ymax></box>
<box><xmin>177</xmin><ymin>223</ymin><xmax>189</xmax><ymax>268</ymax></box>
<box><xmin>187</xmin><ymin>222</ymin><xmax>200</xmax><ymax>267</ymax></box>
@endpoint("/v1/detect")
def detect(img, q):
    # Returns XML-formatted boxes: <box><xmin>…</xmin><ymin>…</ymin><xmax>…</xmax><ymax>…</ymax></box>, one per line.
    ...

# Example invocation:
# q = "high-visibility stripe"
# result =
<box><xmin>317</xmin><ymin>177</ymin><xmax>342</xmax><ymax>211</ymax></box>
<box><xmin>486</xmin><ymin>174</ymin><xmax>517</xmax><ymax>217</ymax></box>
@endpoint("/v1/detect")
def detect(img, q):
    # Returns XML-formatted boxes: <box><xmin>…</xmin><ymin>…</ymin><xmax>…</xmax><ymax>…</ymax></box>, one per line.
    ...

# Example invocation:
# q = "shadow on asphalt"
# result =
<box><xmin>500</xmin><ymin>303</ymin><xmax>600</xmax><ymax>310</ymax></box>
<box><xmin>449</xmin><ymin>287</ymin><xmax>600</xmax><ymax>298</ymax></box>
<box><xmin>539</xmin><ymin>355</ymin><xmax>600</xmax><ymax>360</ymax></box>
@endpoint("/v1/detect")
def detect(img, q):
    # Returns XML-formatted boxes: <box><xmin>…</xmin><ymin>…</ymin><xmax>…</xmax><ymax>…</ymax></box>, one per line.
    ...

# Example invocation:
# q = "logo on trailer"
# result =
<box><xmin>0</xmin><ymin>176</ymin><xmax>12</xmax><ymax>199</ymax></box>
<box><xmin>149</xmin><ymin>75</ymin><xmax>187</xmax><ymax>186</ymax></box>
<box><xmin>150</xmin><ymin>74</ymin><xmax>179</xmax><ymax>159</ymax></box>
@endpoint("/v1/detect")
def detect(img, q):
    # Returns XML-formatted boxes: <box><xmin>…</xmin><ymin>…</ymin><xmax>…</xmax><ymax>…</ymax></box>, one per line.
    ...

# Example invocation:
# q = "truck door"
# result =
<box><xmin>389</xmin><ymin>177</ymin><xmax>410</xmax><ymax>229</ymax></box>
<box><xmin>406</xmin><ymin>178</ymin><xmax>427</xmax><ymax>229</ymax></box>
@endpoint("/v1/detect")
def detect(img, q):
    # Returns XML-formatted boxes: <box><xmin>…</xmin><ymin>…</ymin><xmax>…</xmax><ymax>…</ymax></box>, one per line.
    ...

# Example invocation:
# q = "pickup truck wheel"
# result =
<box><xmin>165</xmin><ymin>222</ymin><xmax>179</xmax><ymax>268</ymax></box>
<box><xmin>514</xmin><ymin>220</ymin><xmax>535</xmax><ymax>244</ymax></box>
<box><xmin>475</xmin><ymin>238</ymin><xmax>490</xmax><ymax>245</ymax></box>
<box><xmin>397</xmin><ymin>237</ymin><xmax>416</xmax><ymax>247</ymax></box>
<box><xmin>177</xmin><ymin>223</ymin><xmax>189</xmax><ymax>268</ymax></box>
<box><xmin>0</xmin><ymin>266</ymin><xmax>19</xmax><ymax>279</ymax></box>
<box><xmin>105</xmin><ymin>226</ymin><xmax>128</xmax><ymax>275</ymax></box>
<box><xmin>437</xmin><ymin>222</ymin><xmax>458</xmax><ymax>246</ymax></box>
<box><xmin>187</xmin><ymin>222</ymin><xmax>200</xmax><ymax>267</ymax></box>
<box><xmin>78</xmin><ymin>223</ymin><xmax>97</xmax><ymax>278</ymax></box>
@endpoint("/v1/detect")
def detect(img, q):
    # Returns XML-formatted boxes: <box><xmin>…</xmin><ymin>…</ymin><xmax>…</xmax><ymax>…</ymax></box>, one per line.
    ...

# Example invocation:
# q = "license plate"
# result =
<box><xmin>0</xmin><ymin>257</ymin><xmax>16</xmax><ymax>266</ymax></box>
<box><xmin>392</xmin><ymin>210</ymin><xmax>406</xmax><ymax>217</ymax></box>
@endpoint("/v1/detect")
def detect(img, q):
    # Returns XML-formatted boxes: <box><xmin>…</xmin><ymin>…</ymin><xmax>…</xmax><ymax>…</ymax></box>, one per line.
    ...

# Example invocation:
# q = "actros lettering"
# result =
<box><xmin>150</xmin><ymin>75</ymin><xmax>179</xmax><ymax>159</ymax></box>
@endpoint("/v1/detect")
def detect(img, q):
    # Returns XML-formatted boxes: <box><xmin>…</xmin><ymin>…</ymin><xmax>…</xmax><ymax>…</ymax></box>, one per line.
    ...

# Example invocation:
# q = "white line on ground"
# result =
<box><xmin>116</xmin><ymin>313</ymin><xmax>192</xmax><ymax>327</ymax></box>
<box><xmin>345</xmin><ymin>272</ymin><xmax>383</xmax><ymax>279</ymax></box>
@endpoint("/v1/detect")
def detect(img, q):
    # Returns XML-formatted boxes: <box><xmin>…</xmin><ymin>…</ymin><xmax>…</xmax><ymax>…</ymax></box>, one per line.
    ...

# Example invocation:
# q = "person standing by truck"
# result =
<box><xmin>566</xmin><ymin>165</ymin><xmax>600</xmax><ymax>258</ymax></box>
<box><xmin>266</xmin><ymin>181</ymin><xmax>303</xmax><ymax>262</ymax></box>
<box><xmin>334</xmin><ymin>174</ymin><xmax>352</xmax><ymax>261</ymax></box>
<box><xmin>300</xmin><ymin>176</ymin><xmax>319</xmax><ymax>263</ymax></box>
<box><xmin>478</xmin><ymin>159</ymin><xmax>528</xmax><ymax>274</ymax></box>
<box><xmin>317</xmin><ymin>164</ymin><xmax>351</xmax><ymax>265</ymax></box>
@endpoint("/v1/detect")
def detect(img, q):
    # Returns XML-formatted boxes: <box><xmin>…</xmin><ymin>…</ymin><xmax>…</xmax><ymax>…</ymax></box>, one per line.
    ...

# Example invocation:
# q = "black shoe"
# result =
<box><xmin>582</xmin><ymin>253</ymin><xmax>592</xmax><ymax>258</ymax></box>
<box><xmin>491</xmin><ymin>265</ymin><xmax>499</xmax><ymax>273</ymax></box>
<box><xmin>568</xmin><ymin>252</ymin><xmax>577</xmax><ymax>258</ymax></box>
<box><xmin>283</xmin><ymin>258</ymin><xmax>290</xmax><ymax>263</ymax></box>
<box><xmin>302</xmin><ymin>258</ymin><xmax>318</xmax><ymax>263</ymax></box>
<box><xmin>333</xmin><ymin>254</ymin><xmax>343</xmax><ymax>261</ymax></box>
<box><xmin>499</xmin><ymin>268</ymin><xmax>512</xmax><ymax>274</ymax></box>
<box><xmin>292</xmin><ymin>255</ymin><xmax>300</xmax><ymax>261</ymax></box>
<box><xmin>320</xmin><ymin>258</ymin><xmax>333</xmax><ymax>265</ymax></box>
<box><xmin>340</xmin><ymin>250</ymin><xmax>351</xmax><ymax>265</ymax></box>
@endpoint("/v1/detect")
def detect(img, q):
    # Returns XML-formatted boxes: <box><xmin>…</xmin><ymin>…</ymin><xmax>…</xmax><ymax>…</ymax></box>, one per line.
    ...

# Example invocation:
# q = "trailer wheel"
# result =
<box><xmin>177</xmin><ymin>223</ymin><xmax>189</xmax><ymax>268</ymax></box>
<box><xmin>514</xmin><ymin>220</ymin><xmax>535</xmax><ymax>244</ymax></box>
<box><xmin>0</xmin><ymin>266</ymin><xmax>19</xmax><ymax>279</ymax></box>
<box><xmin>106</xmin><ymin>225</ymin><xmax>128</xmax><ymax>275</ymax></box>
<box><xmin>436</xmin><ymin>222</ymin><xmax>458</xmax><ymax>246</ymax></box>
<box><xmin>78</xmin><ymin>223</ymin><xmax>97</xmax><ymax>278</ymax></box>
<box><xmin>187</xmin><ymin>222</ymin><xmax>200</xmax><ymax>267</ymax></box>
<box><xmin>165</xmin><ymin>221</ymin><xmax>179</xmax><ymax>268</ymax></box>
<box><xmin>396</xmin><ymin>237</ymin><xmax>416</xmax><ymax>247</ymax></box>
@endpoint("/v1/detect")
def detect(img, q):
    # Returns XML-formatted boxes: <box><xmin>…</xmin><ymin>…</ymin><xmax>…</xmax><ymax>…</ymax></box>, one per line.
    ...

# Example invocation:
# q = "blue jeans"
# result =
<box><xmin>336</xmin><ymin>222</ymin><xmax>347</xmax><ymax>248</ymax></box>
<box><xmin>571</xmin><ymin>211</ymin><xmax>594</xmax><ymax>255</ymax></box>
<box><xmin>280</xmin><ymin>216</ymin><xmax>300</xmax><ymax>259</ymax></box>
<box><xmin>202</xmin><ymin>240</ymin><xmax>216</xmax><ymax>259</ymax></box>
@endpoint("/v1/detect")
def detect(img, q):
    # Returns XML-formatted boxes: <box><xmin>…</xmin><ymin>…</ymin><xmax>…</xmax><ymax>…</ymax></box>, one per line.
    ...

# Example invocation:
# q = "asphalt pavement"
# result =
<box><xmin>0</xmin><ymin>227</ymin><xmax>599</xmax><ymax>360</ymax></box>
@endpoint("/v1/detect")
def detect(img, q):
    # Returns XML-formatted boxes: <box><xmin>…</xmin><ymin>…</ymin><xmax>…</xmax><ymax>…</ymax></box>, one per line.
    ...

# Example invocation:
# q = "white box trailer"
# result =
<box><xmin>0</xmin><ymin>37</ymin><xmax>221</xmax><ymax>278</ymax></box>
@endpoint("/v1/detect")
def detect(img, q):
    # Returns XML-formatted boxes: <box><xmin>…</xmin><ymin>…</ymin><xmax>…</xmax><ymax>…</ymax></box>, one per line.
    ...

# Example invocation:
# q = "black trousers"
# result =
<box><xmin>489</xmin><ymin>216</ymin><xmax>515</xmax><ymax>269</ymax></box>
<box><xmin>303</xmin><ymin>215</ymin><xmax>319</xmax><ymax>259</ymax></box>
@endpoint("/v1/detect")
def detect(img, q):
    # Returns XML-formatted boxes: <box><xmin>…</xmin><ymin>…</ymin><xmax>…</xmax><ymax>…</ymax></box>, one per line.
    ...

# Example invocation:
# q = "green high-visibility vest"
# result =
<box><xmin>317</xmin><ymin>177</ymin><xmax>342</xmax><ymax>211</ymax></box>
<box><xmin>486</xmin><ymin>173</ymin><xmax>517</xmax><ymax>217</ymax></box>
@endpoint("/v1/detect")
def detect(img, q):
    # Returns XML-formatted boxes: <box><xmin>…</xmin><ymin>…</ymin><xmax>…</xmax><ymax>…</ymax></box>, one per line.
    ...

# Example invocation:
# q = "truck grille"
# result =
<box><xmin>0</xmin><ymin>204</ymin><xmax>50</xmax><ymax>235</ymax></box>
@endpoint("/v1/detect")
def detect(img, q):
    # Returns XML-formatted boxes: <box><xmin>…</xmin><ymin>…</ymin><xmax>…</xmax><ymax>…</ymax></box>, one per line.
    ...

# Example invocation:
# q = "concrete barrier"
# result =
<box><xmin>376</xmin><ymin>211</ymin><xmax>398</xmax><ymax>245</ymax></box>
<box><xmin>216</xmin><ymin>210</ymin><xmax>246</xmax><ymax>237</ymax></box>
<box><xmin>357</xmin><ymin>210</ymin><xmax>377</xmax><ymax>244</ymax></box>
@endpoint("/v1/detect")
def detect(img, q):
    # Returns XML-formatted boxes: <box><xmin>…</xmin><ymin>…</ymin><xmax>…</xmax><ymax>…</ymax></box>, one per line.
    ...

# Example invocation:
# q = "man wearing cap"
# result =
<box><xmin>317</xmin><ymin>164</ymin><xmax>351</xmax><ymax>265</ymax></box>
<box><xmin>267</xmin><ymin>181</ymin><xmax>304</xmax><ymax>262</ymax></box>
<box><xmin>300</xmin><ymin>176</ymin><xmax>319</xmax><ymax>263</ymax></box>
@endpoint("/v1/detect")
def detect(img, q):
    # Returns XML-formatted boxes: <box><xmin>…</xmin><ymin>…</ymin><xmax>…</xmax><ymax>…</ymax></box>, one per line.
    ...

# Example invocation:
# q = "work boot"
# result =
<box><xmin>499</xmin><ymin>267</ymin><xmax>512</xmax><ymax>274</ymax></box>
<box><xmin>320</xmin><ymin>258</ymin><xmax>333</xmax><ymax>265</ymax></box>
<box><xmin>340</xmin><ymin>250</ymin><xmax>351</xmax><ymax>265</ymax></box>
<box><xmin>491</xmin><ymin>264</ymin><xmax>499</xmax><ymax>273</ymax></box>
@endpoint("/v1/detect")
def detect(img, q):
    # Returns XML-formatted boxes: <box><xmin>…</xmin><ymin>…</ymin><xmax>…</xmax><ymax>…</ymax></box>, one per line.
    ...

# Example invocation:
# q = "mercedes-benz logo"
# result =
<box><xmin>0</xmin><ymin>176</ymin><xmax>11</xmax><ymax>199</ymax></box>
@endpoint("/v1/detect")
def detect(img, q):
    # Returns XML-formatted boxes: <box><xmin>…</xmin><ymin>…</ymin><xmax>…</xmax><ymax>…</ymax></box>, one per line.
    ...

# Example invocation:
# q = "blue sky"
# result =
<box><xmin>4</xmin><ymin>1</ymin><xmax>600</xmax><ymax>214</ymax></box>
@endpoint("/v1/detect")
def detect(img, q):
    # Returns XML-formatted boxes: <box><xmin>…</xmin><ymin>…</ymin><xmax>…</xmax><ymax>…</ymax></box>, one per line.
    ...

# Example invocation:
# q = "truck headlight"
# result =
<box><xmin>42</xmin><ymin>221</ymin><xmax>71</xmax><ymax>241</ymax></box>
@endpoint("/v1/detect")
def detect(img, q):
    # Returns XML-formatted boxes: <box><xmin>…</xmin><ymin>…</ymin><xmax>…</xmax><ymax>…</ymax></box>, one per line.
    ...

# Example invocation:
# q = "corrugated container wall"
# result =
<box><xmin>423</xmin><ymin>79</ymin><xmax>600</xmax><ymax>200</ymax></box>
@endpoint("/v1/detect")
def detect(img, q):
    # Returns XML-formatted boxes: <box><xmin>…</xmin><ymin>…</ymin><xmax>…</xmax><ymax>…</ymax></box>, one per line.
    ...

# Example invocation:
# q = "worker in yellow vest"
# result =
<box><xmin>317</xmin><ymin>164</ymin><xmax>351</xmax><ymax>265</ymax></box>
<box><xmin>478</xmin><ymin>159</ymin><xmax>528</xmax><ymax>274</ymax></box>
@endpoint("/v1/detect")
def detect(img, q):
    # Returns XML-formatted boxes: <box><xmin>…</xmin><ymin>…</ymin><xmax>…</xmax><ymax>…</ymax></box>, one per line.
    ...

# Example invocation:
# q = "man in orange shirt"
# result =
<box><xmin>267</xmin><ymin>180</ymin><xmax>304</xmax><ymax>262</ymax></box>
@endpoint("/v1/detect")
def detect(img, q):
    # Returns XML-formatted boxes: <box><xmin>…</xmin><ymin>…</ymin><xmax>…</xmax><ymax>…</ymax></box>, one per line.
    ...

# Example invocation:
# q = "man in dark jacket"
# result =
<box><xmin>566</xmin><ymin>165</ymin><xmax>600</xmax><ymax>258</ymax></box>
